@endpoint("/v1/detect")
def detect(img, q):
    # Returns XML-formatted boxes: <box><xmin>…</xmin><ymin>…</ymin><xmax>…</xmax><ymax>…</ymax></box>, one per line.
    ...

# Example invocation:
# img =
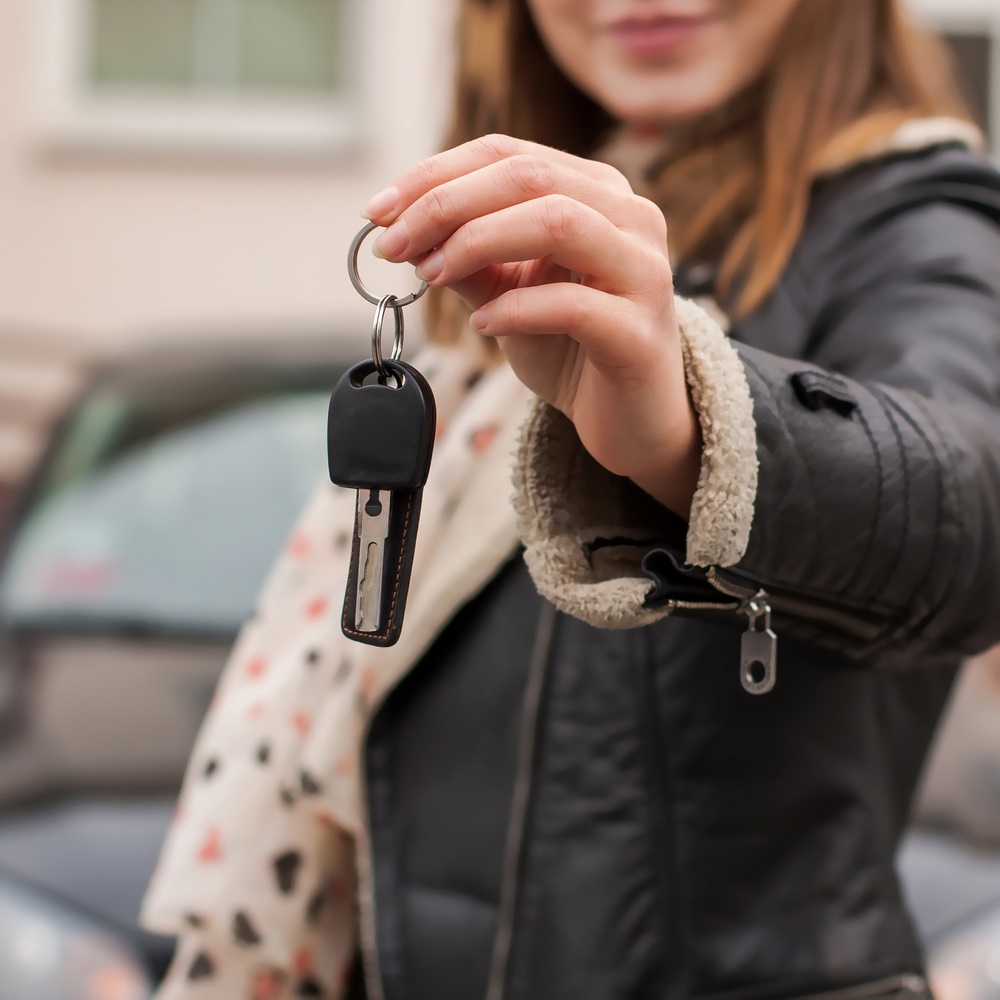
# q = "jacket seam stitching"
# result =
<box><xmin>901</xmin><ymin>394</ymin><xmax>967</xmax><ymax>647</ymax></box>
<box><xmin>833</xmin><ymin>404</ymin><xmax>885</xmax><ymax>602</ymax></box>
<box><xmin>864</xmin><ymin>391</ymin><xmax>911</xmax><ymax>607</ymax></box>
<box><xmin>878</xmin><ymin>392</ymin><xmax>948</xmax><ymax>644</ymax></box>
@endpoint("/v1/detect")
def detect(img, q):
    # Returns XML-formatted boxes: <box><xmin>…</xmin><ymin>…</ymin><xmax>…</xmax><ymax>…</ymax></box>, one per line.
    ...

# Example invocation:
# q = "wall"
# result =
<box><xmin>0</xmin><ymin>0</ymin><xmax>455</xmax><ymax>352</ymax></box>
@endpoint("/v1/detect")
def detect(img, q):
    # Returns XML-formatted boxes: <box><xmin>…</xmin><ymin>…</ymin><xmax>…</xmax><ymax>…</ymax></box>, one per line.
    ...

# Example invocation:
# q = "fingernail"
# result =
<box><xmin>374</xmin><ymin>220</ymin><xmax>408</xmax><ymax>260</ymax></box>
<box><xmin>415</xmin><ymin>249</ymin><xmax>444</xmax><ymax>283</ymax></box>
<box><xmin>470</xmin><ymin>306</ymin><xmax>490</xmax><ymax>331</ymax></box>
<box><xmin>363</xmin><ymin>186</ymin><xmax>399</xmax><ymax>220</ymax></box>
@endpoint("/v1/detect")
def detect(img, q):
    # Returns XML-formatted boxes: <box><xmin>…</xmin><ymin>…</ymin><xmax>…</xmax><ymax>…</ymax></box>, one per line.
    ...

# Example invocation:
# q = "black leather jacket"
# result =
<box><xmin>357</xmin><ymin>146</ymin><xmax>1000</xmax><ymax>1000</ymax></box>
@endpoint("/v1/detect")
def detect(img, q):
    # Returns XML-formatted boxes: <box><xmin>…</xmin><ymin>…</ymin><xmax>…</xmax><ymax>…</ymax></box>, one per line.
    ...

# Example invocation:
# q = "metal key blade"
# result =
<box><xmin>355</xmin><ymin>489</ymin><xmax>391</xmax><ymax>632</ymax></box>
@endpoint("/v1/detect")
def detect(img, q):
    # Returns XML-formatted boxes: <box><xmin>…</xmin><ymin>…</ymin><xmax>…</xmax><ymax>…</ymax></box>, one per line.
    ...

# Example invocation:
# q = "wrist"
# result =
<box><xmin>627</xmin><ymin>392</ymin><xmax>703</xmax><ymax>520</ymax></box>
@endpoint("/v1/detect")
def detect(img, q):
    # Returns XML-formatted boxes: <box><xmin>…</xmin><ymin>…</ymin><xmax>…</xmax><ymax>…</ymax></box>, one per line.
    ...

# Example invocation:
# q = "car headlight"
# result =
<box><xmin>0</xmin><ymin>874</ymin><xmax>152</xmax><ymax>1000</ymax></box>
<box><xmin>929</xmin><ymin>905</ymin><xmax>1000</xmax><ymax>1000</ymax></box>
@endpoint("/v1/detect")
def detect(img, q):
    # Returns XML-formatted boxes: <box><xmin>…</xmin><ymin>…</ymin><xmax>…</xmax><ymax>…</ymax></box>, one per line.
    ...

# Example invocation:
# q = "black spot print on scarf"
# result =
<box><xmin>300</xmin><ymin>770</ymin><xmax>322</xmax><ymax>796</ymax></box>
<box><xmin>188</xmin><ymin>952</ymin><xmax>215</xmax><ymax>981</ymax></box>
<box><xmin>233</xmin><ymin>910</ymin><xmax>263</xmax><ymax>947</ymax></box>
<box><xmin>306</xmin><ymin>884</ymin><xmax>327</xmax><ymax>925</ymax></box>
<box><xmin>274</xmin><ymin>850</ymin><xmax>303</xmax><ymax>894</ymax></box>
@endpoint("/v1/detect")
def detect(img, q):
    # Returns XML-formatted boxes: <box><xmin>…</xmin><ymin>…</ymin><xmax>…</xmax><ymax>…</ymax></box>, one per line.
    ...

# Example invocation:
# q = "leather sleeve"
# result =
<box><xmin>729</xmin><ymin>201</ymin><xmax>1000</xmax><ymax>665</ymax></box>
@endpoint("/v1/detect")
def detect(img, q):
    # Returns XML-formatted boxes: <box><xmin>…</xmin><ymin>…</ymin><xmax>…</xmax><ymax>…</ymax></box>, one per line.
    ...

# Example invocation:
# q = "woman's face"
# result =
<box><xmin>524</xmin><ymin>0</ymin><xmax>802</xmax><ymax>125</ymax></box>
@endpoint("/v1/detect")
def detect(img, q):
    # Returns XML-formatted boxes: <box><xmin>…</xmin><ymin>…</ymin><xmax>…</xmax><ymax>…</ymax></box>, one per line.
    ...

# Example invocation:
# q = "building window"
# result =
<box><xmin>38</xmin><ymin>0</ymin><xmax>361</xmax><ymax>156</ymax></box>
<box><xmin>87</xmin><ymin>0</ymin><xmax>344</xmax><ymax>96</ymax></box>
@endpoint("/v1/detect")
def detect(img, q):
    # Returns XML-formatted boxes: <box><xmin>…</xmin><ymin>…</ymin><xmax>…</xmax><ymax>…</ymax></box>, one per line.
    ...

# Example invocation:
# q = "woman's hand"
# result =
<box><xmin>364</xmin><ymin>134</ymin><xmax>702</xmax><ymax>519</ymax></box>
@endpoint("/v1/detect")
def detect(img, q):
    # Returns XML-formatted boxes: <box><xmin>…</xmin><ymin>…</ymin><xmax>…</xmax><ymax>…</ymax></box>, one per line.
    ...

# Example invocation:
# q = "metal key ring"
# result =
<box><xmin>371</xmin><ymin>294</ymin><xmax>405</xmax><ymax>381</ymax></box>
<box><xmin>349</xmin><ymin>221</ymin><xmax>428</xmax><ymax>308</ymax></box>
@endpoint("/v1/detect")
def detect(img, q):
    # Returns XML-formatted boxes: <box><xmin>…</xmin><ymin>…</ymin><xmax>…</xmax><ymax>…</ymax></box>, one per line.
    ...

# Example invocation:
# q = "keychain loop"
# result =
<box><xmin>349</xmin><ymin>221</ymin><xmax>429</xmax><ymax>308</ymax></box>
<box><xmin>371</xmin><ymin>294</ymin><xmax>405</xmax><ymax>380</ymax></box>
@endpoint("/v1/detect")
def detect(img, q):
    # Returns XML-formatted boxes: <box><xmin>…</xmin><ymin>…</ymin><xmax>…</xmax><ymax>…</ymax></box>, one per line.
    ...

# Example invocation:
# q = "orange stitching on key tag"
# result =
<box><xmin>341</xmin><ymin>491</ymin><xmax>414</xmax><ymax>640</ymax></box>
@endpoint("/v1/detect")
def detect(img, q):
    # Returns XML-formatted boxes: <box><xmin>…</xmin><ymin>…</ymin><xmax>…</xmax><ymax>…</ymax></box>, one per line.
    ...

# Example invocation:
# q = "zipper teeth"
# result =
<box><xmin>706</xmin><ymin>567</ymin><xmax>759</xmax><ymax>601</ymax></box>
<box><xmin>707</xmin><ymin>568</ymin><xmax>885</xmax><ymax>642</ymax></box>
<box><xmin>668</xmin><ymin>597</ymin><xmax>741</xmax><ymax>612</ymax></box>
<box><xmin>635</xmin><ymin>629</ymin><xmax>679</xmax><ymax>990</ymax></box>
<box><xmin>356</xmin><ymin>763</ymin><xmax>385</xmax><ymax>1000</ymax></box>
<box><xmin>484</xmin><ymin>601</ymin><xmax>558</xmax><ymax>1000</ymax></box>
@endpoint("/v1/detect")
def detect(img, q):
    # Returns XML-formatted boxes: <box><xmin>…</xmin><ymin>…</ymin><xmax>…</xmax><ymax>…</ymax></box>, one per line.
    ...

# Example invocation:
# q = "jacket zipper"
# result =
<box><xmin>659</xmin><ymin>575</ymin><xmax>777</xmax><ymax>696</ymax></box>
<box><xmin>356</xmin><ymin>601</ymin><xmax>558</xmax><ymax>1000</ymax></box>
<box><xmin>484</xmin><ymin>600</ymin><xmax>559</xmax><ymax>1000</ymax></box>
<box><xmin>797</xmin><ymin>972</ymin><xmax>928</xmax><ymax>999</ymax></box>
<box><xmin>701</xmin><ymin>567</ymin><xmax>894</xmax><ymax>695</ymax></box>
<box><xmin>707</xmin><ymin>568</ymin><xmax>887</xmax><ymax>643</ymax></box>
<box><xmin>635</xmin><ymin>629</ymin><xmax>680</xmax><ymax>994</ymax></box>
<box><xmin>356</xmin><ymin>757</ymin><xmax>385</xmax><ymax>1000</ymax></box>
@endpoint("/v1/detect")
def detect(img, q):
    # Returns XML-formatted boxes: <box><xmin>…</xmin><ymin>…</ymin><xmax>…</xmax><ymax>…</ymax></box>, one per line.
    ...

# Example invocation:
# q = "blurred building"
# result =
<box><xmin>0</xmin><ymin>0</ymin><xmax>995</xmax><ymax>505</ymax></box>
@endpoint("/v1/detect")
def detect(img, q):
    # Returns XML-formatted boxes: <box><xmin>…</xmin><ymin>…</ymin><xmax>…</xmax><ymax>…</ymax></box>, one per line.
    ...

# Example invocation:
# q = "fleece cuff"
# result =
<box><xmin>511</xmin><ymin>297</ymin><xmax>758</xmax><ymax>628</ymax></box>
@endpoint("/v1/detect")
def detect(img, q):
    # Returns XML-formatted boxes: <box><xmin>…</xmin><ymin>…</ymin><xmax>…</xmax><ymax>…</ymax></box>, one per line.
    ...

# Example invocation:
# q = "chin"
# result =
<box><xmin>595</xmin><ymin>69</ymin><xmax>738</xmax><ymax>128</ymax></box>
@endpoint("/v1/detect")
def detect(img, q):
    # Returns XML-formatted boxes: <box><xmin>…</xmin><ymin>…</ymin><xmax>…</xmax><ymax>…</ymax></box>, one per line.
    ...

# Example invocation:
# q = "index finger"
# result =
<box><xmin>363</xmin><ymin>133</ymin><xmax>631</xmax><ymax>224</ymax></box>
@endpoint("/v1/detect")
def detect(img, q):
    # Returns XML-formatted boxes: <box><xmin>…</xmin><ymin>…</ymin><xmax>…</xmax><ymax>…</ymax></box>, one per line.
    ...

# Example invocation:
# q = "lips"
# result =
<box><xmin>607</xmin><ymin>13</ymin><xmax>714</xmax><ymax>59</ymax></box>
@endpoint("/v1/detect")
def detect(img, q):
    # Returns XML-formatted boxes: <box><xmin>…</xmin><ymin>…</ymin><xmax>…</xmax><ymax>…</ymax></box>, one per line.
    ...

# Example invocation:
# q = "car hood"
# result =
<box><xmin>0</xmin><ymin>795</ymin><xmax>177</xmax><ymax>970</ymax></box>
<box><xmin>0</xmin><ymin>633</ymin><xmax>229</xmax><ymax>803</ymax></box>
<box><xmin>0</xmin><ymin>631</ymin><xmax>231</xmax><ymax>973</ymax></box>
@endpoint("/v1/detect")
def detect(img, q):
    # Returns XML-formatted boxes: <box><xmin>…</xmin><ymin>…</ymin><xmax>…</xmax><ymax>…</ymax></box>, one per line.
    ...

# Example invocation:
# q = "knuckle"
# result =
<box><xmin>420</xmin><ymin>185</ymin><xmax>453</xmax><ymax>230</ymax></box>
<box><xmin>505</xmin><ymin>293</ymin><xmax>526</xmax><ymax>331</ymax></box>
<box><xmin>638</xmin><ymin>197</ymin><xmax>668</xmax><ymax>241</ymax></box>
<box><xmin>412</xmin><ymin>157</ymin><xmax>439</xmax><ymax>191</ymax></box>
<box><xmin>597</xmin><ymin>161</ymin><xmax>629</xmax><ymax>188</ymax></box>
<box><xmin>457</xmin><ymin>216</ymin><xmax>484</xmax><ymax>260</ymax></box>
<box><xmin>506</xmin><ymin>155</ymin><xmax>556</xmax><ymax>198</ymax></box>
<box><xmin>539</xmin><ymin>195</ymin><xmax>586</xmax><ymax>242</ymax></box>
<box><xmin>560</xmin><ymin>288</ymin><xmax>588</xmax><ymax>329</ymax></box>
<box><xmin>479</xmin><ymin>133</ymin><xmax>521</xmax><ymax>160</ymax></box>
<box><xmin>638</xmin><ymin>248</ymin><xmax>673</xmax><ymax>293</ymax></box>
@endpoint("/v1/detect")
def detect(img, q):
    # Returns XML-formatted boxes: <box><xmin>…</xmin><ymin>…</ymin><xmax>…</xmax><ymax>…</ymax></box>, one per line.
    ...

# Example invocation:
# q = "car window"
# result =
<box><xmin>0</xmin><ymin>389</ymin><xmax>331</xmax><ymax>634</ymax></box>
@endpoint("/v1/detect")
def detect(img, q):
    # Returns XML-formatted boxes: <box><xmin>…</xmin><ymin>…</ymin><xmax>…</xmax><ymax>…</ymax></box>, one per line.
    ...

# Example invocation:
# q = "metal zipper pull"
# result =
<box><xmin>740</xmin><ymin>590</ymin><xmax>777</xmax><ymax>695</ymax></box>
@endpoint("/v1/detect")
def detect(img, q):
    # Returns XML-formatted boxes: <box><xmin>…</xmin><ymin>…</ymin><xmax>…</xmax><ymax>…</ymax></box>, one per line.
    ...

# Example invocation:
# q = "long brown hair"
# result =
<box><xmin>426</xmin><ymin>0</ymin><xmax>973</xmax><ymax>341</ymax></box>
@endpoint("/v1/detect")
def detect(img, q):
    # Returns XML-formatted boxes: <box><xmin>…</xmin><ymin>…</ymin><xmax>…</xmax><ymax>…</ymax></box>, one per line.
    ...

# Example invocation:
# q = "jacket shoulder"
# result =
<box><xmin>808</xmin><ymin>144</ymin><xmax>1000</xmax><ymax>237</ymax></box>
<box><xmin>731</xmin><ymin>145</ymin><xmax>1000</xmax><ymax>364</ymax></box>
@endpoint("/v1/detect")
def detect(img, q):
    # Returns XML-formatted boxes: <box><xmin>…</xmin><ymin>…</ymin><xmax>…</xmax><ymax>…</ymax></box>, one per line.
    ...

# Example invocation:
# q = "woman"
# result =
<box><xmin>142</xmin><ymin>1</ymin><xmax>1000</xmax><ymax>998</ymax></box>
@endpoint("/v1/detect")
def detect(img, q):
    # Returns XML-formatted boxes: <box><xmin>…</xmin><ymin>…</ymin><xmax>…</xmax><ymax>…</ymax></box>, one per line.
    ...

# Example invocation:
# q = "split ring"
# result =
<box><xmin>371</xmin><ymin>295</ymin><xmax>405</xmax><ymax>380</ymax></box>
<box><xmin>349</xmin><ymin>221</ymin><xmax>428</xmax><ymax>308</ymax></box>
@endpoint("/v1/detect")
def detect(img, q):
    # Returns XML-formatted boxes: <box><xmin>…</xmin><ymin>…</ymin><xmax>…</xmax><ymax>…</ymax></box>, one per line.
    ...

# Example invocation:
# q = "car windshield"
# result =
<box><xmin>0</xmin><ymin>364</ymin><xmax>335</xmax><ymax>636</ymax></box>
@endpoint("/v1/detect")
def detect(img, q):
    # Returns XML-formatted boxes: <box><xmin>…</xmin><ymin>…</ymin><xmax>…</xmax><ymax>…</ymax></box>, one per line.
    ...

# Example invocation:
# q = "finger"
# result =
<box><xmin>471</xmin><ymin>281</ymin><xmax>656</xmax><ymax>371</ymax></box>
<box><xmin>373</xmin><ymin>154</ymin><xmax>656</xmax><ymax>264</ymax></box>
<box><xmin>364</xmin><ymin>134</ymin><xmax>631</xmax><ymax>225</ymax></box>
<box><xmin>418</xmin><ymin>196</ymin><xmax>667</xmax><ymax>297</ymax></box>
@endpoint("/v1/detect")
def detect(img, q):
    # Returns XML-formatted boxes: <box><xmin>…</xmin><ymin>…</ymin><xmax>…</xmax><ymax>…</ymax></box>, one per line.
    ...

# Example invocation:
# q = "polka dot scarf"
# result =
<box><xmin>141</xmin><ymin>339</ymin><xmax>533</xmax><ymax>999</ymax></box>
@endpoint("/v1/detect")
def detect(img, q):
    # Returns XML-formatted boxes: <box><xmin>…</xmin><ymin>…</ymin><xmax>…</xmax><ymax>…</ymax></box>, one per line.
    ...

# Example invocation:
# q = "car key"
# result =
<box><xmin>356</xmin><ymin>488</ymin><xmax>390</xmax><ymax>631</ymax></box>
<box><xmin>327</xmin><ymin>355</ymin><xmax>436</xmax><ymax>647</ymax></box>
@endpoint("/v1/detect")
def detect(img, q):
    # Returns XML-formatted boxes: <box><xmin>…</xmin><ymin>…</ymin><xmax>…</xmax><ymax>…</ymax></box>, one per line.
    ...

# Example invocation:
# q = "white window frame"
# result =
<box><xmin>35</xmin><ymin>0</ymin><xmax>367</xmax><ymax>158</ymax></box>
<box><xmin>910</xmin><ymin>1</ymin><xmax>1000</xmax><ymax>159</ymax></box>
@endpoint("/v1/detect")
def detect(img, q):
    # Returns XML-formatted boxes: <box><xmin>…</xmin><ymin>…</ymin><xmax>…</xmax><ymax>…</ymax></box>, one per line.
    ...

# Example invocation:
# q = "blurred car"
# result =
<box><xmin>0</xmin><ymin>334</ymin><xmax>350</xmax><ymax>992</ymax></box>
<box><xmin>899</xmin><ymin>651</ymin><xmax>1000</xmax><ymax>1000</ymax></box>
